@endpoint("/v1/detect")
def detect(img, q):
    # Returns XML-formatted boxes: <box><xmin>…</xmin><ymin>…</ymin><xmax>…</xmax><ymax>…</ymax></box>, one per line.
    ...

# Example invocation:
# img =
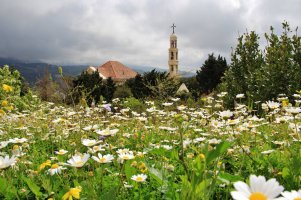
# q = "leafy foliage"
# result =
<box><xmin>196</xmin><ymin>54</ymin><xmax>228</xmax><ymax>94</ymax></box>
<box><xmin>127</xmin><ymin>69</ymin><xmax>180</xmax><ymax>99</ymax></box>
<box><xmin>35</xmin><ymin>68</ymin><xmax>61</xmax><ymax>102</ymax></box>
<box><xmin>221</xmin><ymin>22</ymin><xmax>301</xmax><ymax>107</ymax></box>
<box><xmin>72</xmin><ymin>72</ymin><xmax>116</xmax><ymax>104</ymax></box>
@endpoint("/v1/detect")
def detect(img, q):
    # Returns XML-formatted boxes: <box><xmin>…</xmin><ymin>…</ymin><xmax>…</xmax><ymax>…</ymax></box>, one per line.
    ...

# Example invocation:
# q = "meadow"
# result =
<box><xmin>1</xmin><ymin>87</ymin><xmax>301</xmax><ymax>199</ymax></box>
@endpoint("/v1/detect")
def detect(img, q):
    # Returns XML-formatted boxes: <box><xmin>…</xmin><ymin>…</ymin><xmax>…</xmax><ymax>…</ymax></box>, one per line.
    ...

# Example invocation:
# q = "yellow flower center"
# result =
<box><xmin>51</xmin><ymin>164</ymin><xmax>59</xmax><ymax>169</ymax></box>
<box><xmin>294</xmin><ymin>198</ymin><xmax>301</xmax><ymax>200</ymax></box>
<box><xmin>75</xmin><ymin>161</ymin><xmax>83</xmax><ymax>165</ymax></box>
<box><xmin>249</xmin><ymin>192</ymin><xmax>267</xmax><ymax>200</ymax></box>
<box><xmin>99</xmin><ymin>157</ymin><xmax>107</xmax><ymax>163</ymax></box>
<box><xmin>13</xmin><ymin>145</ymin><xmax>19</xmax><ymax>150</ymax></box>
<box><xmin>88</xmin><ymin>142</ymin><xmax>94</xmax><ymax>146</ymax></box>
<box><xmin>136</xmin><ymin>177</ymin><xmax>143</xmax><ymax>182</ymax></box>
<box><xmin>93</xmin><ymin>146</ymin><xmax>99</xmax><ymax>151</ymax></box>
<box><xmin>123</xmin><ymin>155</ymin><xmax>129</xmax><ymax>160</ymax></box>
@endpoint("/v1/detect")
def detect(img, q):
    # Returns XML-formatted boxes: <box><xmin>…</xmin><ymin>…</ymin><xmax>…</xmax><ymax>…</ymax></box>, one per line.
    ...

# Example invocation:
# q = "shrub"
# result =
<box><xmin>113</xmin><ymin>85</ymin><xmax>133</xmax><ymax>99</ymax></box>
<box><xmin>122</xmin><ymin>97</ymin><xmax>145</xmax><ymax>113</ymax></box>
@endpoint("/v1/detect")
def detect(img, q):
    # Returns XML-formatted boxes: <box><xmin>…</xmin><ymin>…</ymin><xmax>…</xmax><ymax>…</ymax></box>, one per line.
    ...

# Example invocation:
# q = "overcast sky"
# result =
<box><xmin>0</xmin><ymin>0</ymin><xmax>300</xmax><ymax>72</ymax></box>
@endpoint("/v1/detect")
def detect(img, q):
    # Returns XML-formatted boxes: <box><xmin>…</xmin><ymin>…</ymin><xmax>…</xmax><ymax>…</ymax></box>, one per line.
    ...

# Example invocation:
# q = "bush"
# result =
<box><xmin>0</xmin><ymin>65</ymin><xmax>37</xmax><ymax>114</ymax></box>
<box><xmin>113</xmin><ymin>85</ymin><xmax>133</xmax><ymax>99</ymax></box>
<box><xmin>127</xmin><ymin>70</ymin><xmax>180</xmax><ymax>100</ymax></box>
<box><xmin>122</xmin><ymin>97</ymin><xmax>145</xmax><ymax>113</ymax></box>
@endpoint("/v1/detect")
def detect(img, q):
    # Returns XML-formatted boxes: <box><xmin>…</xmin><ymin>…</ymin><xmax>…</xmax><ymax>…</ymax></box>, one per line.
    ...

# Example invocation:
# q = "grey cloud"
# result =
<box><xmin>0</xmin><ymin>0</ymin><xmax>300</xmax><ymax>70</ymax></box>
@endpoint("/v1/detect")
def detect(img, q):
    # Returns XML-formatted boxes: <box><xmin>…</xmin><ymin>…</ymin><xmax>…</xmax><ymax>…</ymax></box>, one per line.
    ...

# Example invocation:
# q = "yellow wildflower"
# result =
<box><xmin>199</xmin><ymin>153</ymin><xmax>205</xmax><ymax>159</ymax></box>
<box><xmin>7</xmin><ymin>105</ymin><xmax>13</xmax><ymax>111</ymax></box>
<box><xmin>1</xmin><ymin>100</ymin><xmax>8</xmax><ymax>107</ymax></box>
<box><xmin>131</xmin><ymin>161</ymin><xmax>137</xmax><ymax>167</ymax></box>
<box><xmin>62</xmin><ymin>186</ymin><xmax>82</xmax><ymax>200</ymax></box>
<box><xmin>138</xmin><ymin>162</ymin><xmax>148</xmax><ymax>173</ymax></box>
<box><xmin>0</xmin><ymin>109</ymin><xmax>5</xmax><ymax>116</ymax></box>
<box><xmin>88</xmin><ymin>171</ymin><xmax>94</xmax><ymax>177</ymax></box>
<box><xmin>38</xmin><ymin>160</ymin><xmax>51</xmax><ymax>171</ymax></box>
<box><xmin>282</xmin><ymin>100</ymin><xmax>289</xmax><ymax>107</ymax></box>
<box><xmin>2</xmin><ymin>84</ymin><xmax>13</xmax><ymax>92</ymax></box>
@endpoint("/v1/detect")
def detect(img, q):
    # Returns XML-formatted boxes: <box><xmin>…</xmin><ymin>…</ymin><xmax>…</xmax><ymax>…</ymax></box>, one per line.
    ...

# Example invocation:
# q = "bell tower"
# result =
<box><xmin>168</xmin><ymin>23</ymin><xmax>179</xmax><ymax>77</ymax></box>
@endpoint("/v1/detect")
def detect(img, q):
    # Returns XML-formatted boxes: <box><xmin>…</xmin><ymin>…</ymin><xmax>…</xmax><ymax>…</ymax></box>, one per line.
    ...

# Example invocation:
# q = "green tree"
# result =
<box><xmin>258</xmin><ymin>22</ymin><xmax>301</xmax><ymax>100</ymax></box>
<box><xmin>196</xmin><ymin>54</ymin><xmax>228</xmax><ymax>94</ymax></box>
<box><xmin>221</xmin><ymin>31</ymin><xmax>264</xmax><ymax>107</ymax></box>
<box><xmin>127</xmin><ymin>69</ymin><xmax>179</xmax><ymax>100</ymax></box>
<box><xmin>103</xmin><ymin>77</ymin><xmax>116</xmax><ymax>102</ymax></box>
<box><xmin>221</xmin><ymin>22</ymin><xmax>301</xmax><ymax>108</ymax></box>
<box><xmin>72</xmin><ymin>71</ymin><xmax>103</xmax><ymax>105</ymax></box>
<box><xmin>126</xmin><ymin>74</ymin><xmax>148</xmax><ymax>99</ymax></box>
<box><xmin>35</xmin><ymin>68</ymin><xmax>61</xmax><ymax>102</ymax></box>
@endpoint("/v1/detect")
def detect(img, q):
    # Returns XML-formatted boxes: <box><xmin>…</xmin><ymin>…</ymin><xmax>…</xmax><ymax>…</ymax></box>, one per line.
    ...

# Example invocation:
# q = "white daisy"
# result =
<box><xmin>279</xmin><ymin>190</ymin><xmax>301</xmax><ymax>200</ymax></box>
<box><xmin>48</xmin><ymin>164</ymin><xmax>66</xmax><ymax>176</ymax></box>
<box><xmin>117</xmin><ymin>152</ymin><xmax>135</xmax><ymax>163</ymax></box>
<box><xmin>95</xmin><ymin>128</ymin><xmax>119</xmax><ymax>137</ymax></box>
<box><xmin>266</xmin><ymin>101</ymin><xmax>280</xmax><ymax>110</ymax></box>
<box><xmin>285</xmin><ymin>107</ymin><xmax>301</xmax><ymax>115</ymax></box>
<box><xmin>219</xmin><ymin>110</ymin><xmax>233</xmax><ymax>119</ymax></box>
<box><xmin>162</xmin><ymin>102</ymin><xmax>173</xmax><ymax>106</ymax></box>
<box><xmin>131</xmin><ymin>174</ymin><xmax>147</xmax><ymax>182</ymax></box>
<box><xmin>9</xmin><ymin>138</ymin><xmax>28</xmax><ymax>144</ymax></box>
<box><xmin>81</xmin><ymin>139</ymin><xmax>101</xmax><ymax>147</ymax></box>
<box><xmin>231</xmin><ymin>175</ymin><xmax>284</xmax><ymax>200</ymax></box>
<box><xmin>66</xmin><ymin>153</ymin><xmax>90</xmax><ymax>168</ymax></box>
<box><xmin>92</xmin><ymin>153</ymin><xmax>114</xmax><ymax>163</ymax></box>
<box><xmin>0</xmin><ymin>155</ymin><xmax>17</xmax><ymax>169</ymax></box>
<box><xmin>55</xmin><ymin>149</ymin><xmax>68</xmax><ymax>155</ymax></box>
<box><xmin>236</xmin><ymin>93</ymin><xmax>245</xmax><ymax>99</ymax></box>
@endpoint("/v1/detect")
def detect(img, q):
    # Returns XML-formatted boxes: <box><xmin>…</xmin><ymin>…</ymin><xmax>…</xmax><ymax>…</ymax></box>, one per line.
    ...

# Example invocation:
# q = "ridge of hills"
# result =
<box><xmin>0</xmin><ymin>57</ymin><xmax>195</xmax><ymax>84</ymax></box>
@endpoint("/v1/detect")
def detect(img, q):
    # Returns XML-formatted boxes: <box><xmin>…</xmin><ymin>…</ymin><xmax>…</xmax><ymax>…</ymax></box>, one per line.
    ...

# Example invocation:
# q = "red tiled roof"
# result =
<box><xmin>97</xmin><ymin>61</ymin><xmax>137</xmax><ymax>80</ymax></box>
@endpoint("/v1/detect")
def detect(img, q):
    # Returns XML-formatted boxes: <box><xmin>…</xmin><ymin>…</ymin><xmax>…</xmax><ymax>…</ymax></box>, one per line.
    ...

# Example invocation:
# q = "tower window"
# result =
<box><xmin>171</xmin><ymin>52</ymin><xmax>174</xmax><ymax>60</ymax></box>
<box><xmin>176</xmin><ymin>52</ymin><xmax>178</xmax><ymax>60</ymax></box>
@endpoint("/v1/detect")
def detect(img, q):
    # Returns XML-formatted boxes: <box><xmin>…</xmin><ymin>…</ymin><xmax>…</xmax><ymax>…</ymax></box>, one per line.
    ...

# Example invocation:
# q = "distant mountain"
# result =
<box><xmin>0</xmin><ymin>57</ymin><xmax>88</xmax><ymax>85</ymax></box>
<box><xmin>0</xmin><ymin>57</ymin><xmax>195</xmax><ymax>85</ymax></box>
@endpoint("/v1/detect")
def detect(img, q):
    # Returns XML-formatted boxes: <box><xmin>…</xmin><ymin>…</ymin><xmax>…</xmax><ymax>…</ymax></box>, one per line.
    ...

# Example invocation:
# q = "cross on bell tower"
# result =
<box><xmin>168</xmin><ymin>23</ymin><xmax>179</xmax><ymax>77</ymax></box>
<box><xmin>171</xmin><ymin>23</ymin><xmax>176</xmax><ymax>34</ymax></box>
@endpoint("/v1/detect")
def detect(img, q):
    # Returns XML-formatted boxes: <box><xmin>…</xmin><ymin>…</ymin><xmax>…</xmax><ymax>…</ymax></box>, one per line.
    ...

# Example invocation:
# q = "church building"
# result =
<box><xmin>86</xmin><ymin>61</ymin><xmax>137</xmax><ymax>83</ymax></box>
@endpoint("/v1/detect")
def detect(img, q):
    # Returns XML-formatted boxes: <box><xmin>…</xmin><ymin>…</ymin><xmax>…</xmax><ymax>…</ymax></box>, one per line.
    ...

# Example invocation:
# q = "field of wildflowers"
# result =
<box><xmin>1</xmin><ymin>67</ymin><xmax>301</xmax><ymax>199</ymax></box>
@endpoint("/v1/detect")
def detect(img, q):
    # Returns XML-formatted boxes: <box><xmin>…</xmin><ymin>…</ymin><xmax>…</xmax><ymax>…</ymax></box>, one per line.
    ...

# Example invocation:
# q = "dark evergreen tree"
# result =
<box><xmin>126</xmin><ymin>74</ymin><xmax>149</xmax><ymax>99</ymax></box>
<box><xmin>72</xmin><ymin>71</ymin><xmax>103</xmax><ymax>105</ymax></box>
<box><xmin>127</xmin><ymin>69</ymin><xmax>179</xmax><ymax>99</ymax></box>
<box><xmin>196</xmin><ymin>54</ymin><xmax>228</xmax><ymax>94</ymax></box>
<box><xmin>103</xmin><ymin>77</ymin><xmax>116</xmax><ymax>102</ymax></box>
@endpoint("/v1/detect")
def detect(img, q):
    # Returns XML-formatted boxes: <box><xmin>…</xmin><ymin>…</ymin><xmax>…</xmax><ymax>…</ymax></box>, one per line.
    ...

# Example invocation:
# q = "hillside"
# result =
<box><xmin>0</xmin><ymin>58</ymin><xmax>195</xmax><ymax>85</ymax></box>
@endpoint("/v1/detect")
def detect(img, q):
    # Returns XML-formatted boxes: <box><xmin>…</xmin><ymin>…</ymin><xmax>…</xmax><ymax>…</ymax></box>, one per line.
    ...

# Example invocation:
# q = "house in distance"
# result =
<box><xmin>86</xmin><ymin>61</ymin><xmax>137</xmax><ymax>83</ymax></box>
